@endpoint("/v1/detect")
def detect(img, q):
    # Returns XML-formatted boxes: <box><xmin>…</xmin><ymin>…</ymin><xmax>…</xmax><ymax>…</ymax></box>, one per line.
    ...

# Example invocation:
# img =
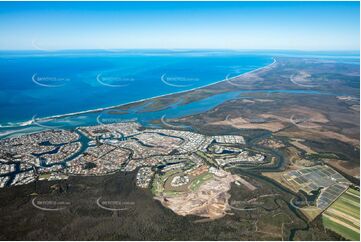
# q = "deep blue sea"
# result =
<box><xmin>0</xmin><ymin>50</ymin><xmax>358</xmax><ymax>138</ymax></box>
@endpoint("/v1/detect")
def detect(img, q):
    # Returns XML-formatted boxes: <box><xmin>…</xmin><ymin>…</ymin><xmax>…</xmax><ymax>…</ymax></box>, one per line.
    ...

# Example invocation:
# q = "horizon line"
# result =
<box><xmin>0</xmin><ymin>48</ymin><xmax>360</xmax><ymax>52</ymax></box>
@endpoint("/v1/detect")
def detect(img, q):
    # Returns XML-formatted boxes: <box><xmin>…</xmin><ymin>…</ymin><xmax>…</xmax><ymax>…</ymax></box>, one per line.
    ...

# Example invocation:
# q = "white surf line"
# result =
<box><xmin>2</xmin><ymin>58</ymin><xmax>276</xmax><ymax>128</ymax></box>
<box><xmin>31</xmin><ymin>114</ymin><xmax>64</xmax><ymax>129</ymax></box>
<box><xmin>0</xmin><ymin>127</ymin><xmax>40</xmax><ymax>137</ymax></box>
<box><xmin>226</xmin><ymin>57</ymin><xmax>277</xmax><ymax>87</ymax></box>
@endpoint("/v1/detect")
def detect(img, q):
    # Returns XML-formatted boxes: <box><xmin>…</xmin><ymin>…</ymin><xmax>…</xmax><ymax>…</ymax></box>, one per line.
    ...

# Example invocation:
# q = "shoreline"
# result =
<box><xmin>1</xmin><ymin>57</ymin><xmax>276</xmax><ymax>128</ymax></box>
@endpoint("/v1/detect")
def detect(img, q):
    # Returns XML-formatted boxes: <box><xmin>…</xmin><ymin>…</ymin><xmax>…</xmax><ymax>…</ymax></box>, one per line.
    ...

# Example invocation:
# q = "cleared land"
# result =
<box><xmin>322</xmin><ymin>188</ymin><xmax>360</xmax><ymax>241</ymax></box>
<box><xmin>154</xmin><ymin>170</ymin><xmax>240</xmax><ymax>219</ymax></box>
<box><xmin>263</xmin><ymin>165</ymin><xmax>351</xmax><ymax>221</ymax></box>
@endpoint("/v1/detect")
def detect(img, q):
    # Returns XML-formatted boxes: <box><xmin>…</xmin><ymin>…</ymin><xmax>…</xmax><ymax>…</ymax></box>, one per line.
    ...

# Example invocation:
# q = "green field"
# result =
<box><xmin>151</xmin><ymin>169</ymin><xmax>183</xmax><ymax>196</ymax></box>
<box><xmin>322</xmin><ymin>188</ymin><xmax>360</xmax><ymax>241</ymax></box>
<box><xmin>188</xmin><ymin>172</ymin><xmax>213</xmax><ymax>191</ymax></box>
<box><xmin>196</xmin><ymin>151</ymin><xmax>216</xmax><ymax>166</ymax></box>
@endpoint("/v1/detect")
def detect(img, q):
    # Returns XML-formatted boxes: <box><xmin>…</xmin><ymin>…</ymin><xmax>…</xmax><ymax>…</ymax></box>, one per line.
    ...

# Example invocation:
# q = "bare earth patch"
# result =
<box><xmin>290</xmin><ymin>71</ymin><xmax>315</xmax><ymax>87</ymax></box>
<box><xmin>278</xmin><ymin>129</ymin><xmax>359</xmax><ymax>147</ymax></box>
<box><xmin>325</xmin><ymin>159</ymin><xmax>360</xmax><ymax>178</ymax></box>
<box><xmin>154</xmin><ymin>171</ymin><xmax>240</xmax><ymax>219</ymax></box>
<box><xmin>212</xmin><ymin>116</ymin><xmax>285</xmax><ymax>132</ymax></box>
<box><xmin>289</xmin><ymin>138</ymin><xmax>316</xmax><ymax>154</ymax></box>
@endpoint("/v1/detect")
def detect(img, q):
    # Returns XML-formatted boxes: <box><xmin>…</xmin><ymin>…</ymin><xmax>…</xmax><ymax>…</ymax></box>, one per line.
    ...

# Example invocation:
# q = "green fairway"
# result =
<box><xmin>188</xmin><ymin>172</ymin><xmax>213</xmax><ymax>191</ymax></box>
<box><xmin>151</xmin><ymin>169</ymin><xmax>183</xmax><ymax>195</ymax></box>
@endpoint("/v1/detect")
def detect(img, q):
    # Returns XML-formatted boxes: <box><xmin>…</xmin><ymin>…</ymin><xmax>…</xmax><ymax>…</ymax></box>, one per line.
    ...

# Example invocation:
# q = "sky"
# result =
<box><xmin>0</xmin><ymin>1</ymin><xmax>359</xmax><ymax>51</ymax></box>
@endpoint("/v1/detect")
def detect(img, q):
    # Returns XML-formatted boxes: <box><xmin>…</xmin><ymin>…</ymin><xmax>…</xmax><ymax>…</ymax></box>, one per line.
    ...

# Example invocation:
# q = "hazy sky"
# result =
<box><xmin>0</xmin><ymin>1</ymin><xmax>359</xmax><ymax>50</ymax></box>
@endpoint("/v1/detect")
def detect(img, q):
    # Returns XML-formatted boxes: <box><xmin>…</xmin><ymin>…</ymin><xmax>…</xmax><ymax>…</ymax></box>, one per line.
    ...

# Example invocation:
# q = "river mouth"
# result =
<box><xmin>0</xmin><ymin>88</ymin><xmax>324</xmax><ymax>140</ymax></box>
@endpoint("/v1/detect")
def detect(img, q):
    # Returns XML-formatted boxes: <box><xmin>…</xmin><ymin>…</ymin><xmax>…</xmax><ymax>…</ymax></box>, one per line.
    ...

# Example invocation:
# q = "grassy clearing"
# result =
<box><xmin>163</xmin><ymin>190</ymin><xmax>185</xmax><ymax>197</ymax></box>
<box><xmin>151</xmin><ymin>169</ymin><xmax>183</xmax><ymax>196</ymax></box>
<box><xmin>188</xmin><ymin>172</ymin><xmax>213</xmax><ymax>191</ymax></box>
<box><xmin>196</xmin><ymin>151</ymin><xmax>216</xmax><ymax>166</ymax></box>
<box><xmin>151</xmin><ymin>174</ymin><xmax>163</xmax><ymax>196</ymax></box>
<box><xmin>301</xmin><ymin>207</ymin><xmax>322</xmax><ymax>221</ymax></box>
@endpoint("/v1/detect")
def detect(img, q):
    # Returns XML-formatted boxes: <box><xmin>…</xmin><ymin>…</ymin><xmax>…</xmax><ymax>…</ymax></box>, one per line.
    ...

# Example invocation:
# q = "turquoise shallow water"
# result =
<box><xmin>0</xmin><ymin>89</ymin><xmax>324</xmax><ymax>139</ymax></box>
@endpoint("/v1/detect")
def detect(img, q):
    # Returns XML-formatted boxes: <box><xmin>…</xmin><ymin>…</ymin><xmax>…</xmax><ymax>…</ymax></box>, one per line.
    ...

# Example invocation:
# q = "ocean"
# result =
<box><xmin>0</xmin><ymin>50</ymin><xmax>358</xmax><ymax>138</ymax></box>
<box><xmin>0</xmin><ymin>50</ymin><xmax>272</xmax><ymax>125</ymax></box>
